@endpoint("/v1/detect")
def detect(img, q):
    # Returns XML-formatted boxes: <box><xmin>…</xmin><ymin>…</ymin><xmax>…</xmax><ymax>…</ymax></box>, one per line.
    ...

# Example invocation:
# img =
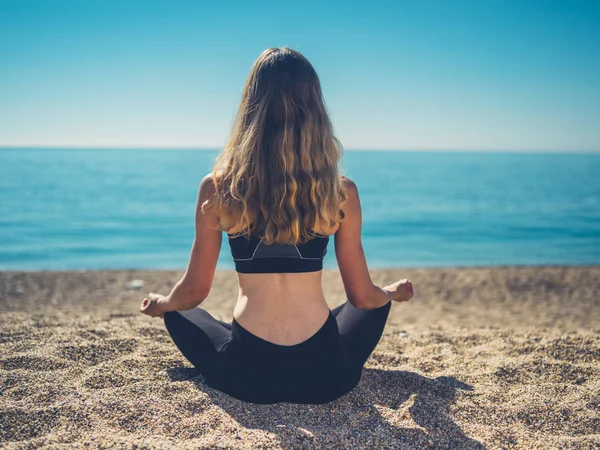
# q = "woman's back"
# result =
<box><xmin>218</xmin><ymin>184</ymin><xmax>342</xmax><ymax>346</ymax></box>
<box><xmin>140</xmin><ymin>47</ymin><xmax>414</xmax><ymax>404</ymax></box>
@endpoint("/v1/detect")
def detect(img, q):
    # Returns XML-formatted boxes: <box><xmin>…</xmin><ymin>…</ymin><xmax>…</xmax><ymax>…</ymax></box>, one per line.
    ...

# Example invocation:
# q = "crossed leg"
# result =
<box><xmin>163</xmin><ymin>308</ymin><xmax>231</xmax><ymax>369</ymax></box>
<box><xmin>331</xmin><ymin>300</ymin><xmax>392</xmax><ymax>367</ymax></box>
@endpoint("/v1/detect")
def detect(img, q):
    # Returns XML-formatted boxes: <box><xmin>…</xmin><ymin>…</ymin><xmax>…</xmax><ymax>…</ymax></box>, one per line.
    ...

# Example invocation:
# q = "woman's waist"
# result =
<box><xmin>232</xmin><ymin>308</ymin><xmax>335</xmax><ymax>346</ymax></box>
<box><xmin>232</xmin><ymin>297</ymin><xmax>331</xmax><ymax>346</ymax></box>
<box><xmin>236</xmin><ymin>271</ymin><xmax>324</xmax><ymax>293</ymax></box>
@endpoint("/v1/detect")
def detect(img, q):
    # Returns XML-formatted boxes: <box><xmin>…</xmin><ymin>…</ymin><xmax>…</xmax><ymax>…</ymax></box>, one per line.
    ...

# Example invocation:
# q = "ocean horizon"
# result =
<box><xmin>1</xmin><ymin>148</ymin><xmax>599</xmax><ymax>271</ymax></box>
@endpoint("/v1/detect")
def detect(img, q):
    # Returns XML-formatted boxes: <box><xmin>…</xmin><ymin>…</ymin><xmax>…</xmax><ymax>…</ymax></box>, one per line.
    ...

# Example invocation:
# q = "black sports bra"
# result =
<box><xmin>227</xmin><ymin>232</ymin><xmax>329</xmax><ymax>274</ymax></box>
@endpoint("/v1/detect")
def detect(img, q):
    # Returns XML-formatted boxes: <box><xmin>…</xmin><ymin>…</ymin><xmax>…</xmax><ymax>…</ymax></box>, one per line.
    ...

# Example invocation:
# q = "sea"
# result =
<box><xmin>1</xmin><ymin>148</ymin><xmax>599</xmax><ymax>270</ymax></box>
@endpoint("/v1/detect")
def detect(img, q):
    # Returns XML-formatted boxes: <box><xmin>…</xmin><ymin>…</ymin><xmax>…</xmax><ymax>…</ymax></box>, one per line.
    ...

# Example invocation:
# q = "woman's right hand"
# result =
<box><xmin>140</xmin><ymin>293</ymin><xmax>168</xmax><ymax>318</ymax></box>
<box><xmin>384</xmin><ymin>279</ymin><xmax>414</xmax><ymax>302</ymax></box>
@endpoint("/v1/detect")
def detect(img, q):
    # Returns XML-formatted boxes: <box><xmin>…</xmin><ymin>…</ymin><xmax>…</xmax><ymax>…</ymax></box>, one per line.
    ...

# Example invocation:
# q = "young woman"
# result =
<box><xmin>140</xmin><ymin>47</ymin><xmax>414</xmax><ymax>404</ymax></box>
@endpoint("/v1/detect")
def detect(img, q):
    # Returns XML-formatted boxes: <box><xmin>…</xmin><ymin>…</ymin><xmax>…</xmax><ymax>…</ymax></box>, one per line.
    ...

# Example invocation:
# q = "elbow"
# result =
<box><xmin>173</xmin><ymin>281</ymin><xmax>209</xmax><ymax>310</ymax></box>
<box><xmin>185</xmin><ymin>288</ymin><xmax>209</xmax><ymax>309</ymax></box>
<box><xmin>347</xmin><ymin>296</ymin><xmax>377</xmax><ymax>310</ymax></box>
<box><xmin>351</xmin><ymin>301</ymin><xmax>380</xmax><ymax>310</ymax></box>
<box><xmin>181</xmin><ymin>296</ymin><xmax>207</xmax><ymax>310</ymax></box>
<box><xmin>350</xmin><ymin>302</ymin><xmax>370</xmax><ymax>310</ymax></box>
<box><xmin>348</xmin><ymin>284</ymin><xmax>389</xmax><ymax>309</ymax></box>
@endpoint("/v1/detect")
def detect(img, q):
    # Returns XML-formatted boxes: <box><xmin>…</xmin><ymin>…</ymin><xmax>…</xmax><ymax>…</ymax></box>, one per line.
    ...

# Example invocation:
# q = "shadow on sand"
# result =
<box><xmin>167</xmin><ymin>367</ymin><xmax>484</xmax><ymax>449</ymax></box>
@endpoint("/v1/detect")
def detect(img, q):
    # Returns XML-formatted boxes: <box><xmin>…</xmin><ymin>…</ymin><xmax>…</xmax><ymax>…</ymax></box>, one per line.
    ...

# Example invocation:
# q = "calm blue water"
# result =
<box><xmin>1</xmin><ymin>149</ymin><xmax>599</xmax><ymax>270</ymax></box>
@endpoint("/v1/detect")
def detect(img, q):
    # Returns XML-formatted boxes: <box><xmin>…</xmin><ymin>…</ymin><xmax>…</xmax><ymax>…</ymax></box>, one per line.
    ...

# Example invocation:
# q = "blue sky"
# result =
<box><xmin>1</xmin><ymin>0</ymin><xmax>599</xmax><ymax>151</ymax></box>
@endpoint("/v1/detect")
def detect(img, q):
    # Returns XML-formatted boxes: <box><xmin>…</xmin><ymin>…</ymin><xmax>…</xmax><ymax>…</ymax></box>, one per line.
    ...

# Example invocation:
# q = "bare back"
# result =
<box><xmin>180</xmin><ymin>174</ymin><xmax>380</xmax><ymax>346</ymax></box>
<box><xmin>219</xmin><ymin>211</ymin><xmax>340</xmax><ymax>345</ymax></box>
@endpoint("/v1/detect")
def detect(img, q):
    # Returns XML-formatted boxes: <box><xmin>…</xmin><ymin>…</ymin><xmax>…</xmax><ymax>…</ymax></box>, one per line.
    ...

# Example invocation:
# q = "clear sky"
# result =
<box><xmin>1</xmin><ymin>0</ymin><xmax>599</xmax><ymax>151</ymax></box>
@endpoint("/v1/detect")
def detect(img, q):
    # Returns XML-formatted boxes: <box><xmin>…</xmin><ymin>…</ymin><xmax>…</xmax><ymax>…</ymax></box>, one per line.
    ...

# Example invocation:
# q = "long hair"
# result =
<box><xmin>212</xmin><ymin>47</ymin><xmax>346</xmax><ymax>244</ymax></box>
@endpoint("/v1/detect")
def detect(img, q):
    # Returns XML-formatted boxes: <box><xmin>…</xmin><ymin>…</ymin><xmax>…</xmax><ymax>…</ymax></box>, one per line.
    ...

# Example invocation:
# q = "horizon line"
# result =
<box><xmin>1</xmin><ymin>145</ymin><xmax>600</xmax><ymax>154</ymax></box>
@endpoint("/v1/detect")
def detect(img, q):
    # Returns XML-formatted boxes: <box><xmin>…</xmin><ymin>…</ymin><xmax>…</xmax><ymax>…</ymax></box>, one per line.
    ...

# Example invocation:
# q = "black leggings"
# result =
<box><xmin>164</xmin><ymin>300</ymin><xmax>391</xmax><ymax>404</ymax></box>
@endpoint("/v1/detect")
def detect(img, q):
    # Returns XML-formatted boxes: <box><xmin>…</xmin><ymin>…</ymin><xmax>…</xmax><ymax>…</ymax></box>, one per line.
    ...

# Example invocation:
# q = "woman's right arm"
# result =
<box><xmin>334</xmin><ymin>177</ymin><xmax>413</xmax><ymax>309</ymax></box>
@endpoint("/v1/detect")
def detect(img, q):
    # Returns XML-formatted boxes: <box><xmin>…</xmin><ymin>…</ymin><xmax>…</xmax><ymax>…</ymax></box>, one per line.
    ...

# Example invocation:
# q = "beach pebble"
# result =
<box><xmin>124</xmin><ymin>279</ymin><xmax>145</xmax><ymax>290</ymax></box>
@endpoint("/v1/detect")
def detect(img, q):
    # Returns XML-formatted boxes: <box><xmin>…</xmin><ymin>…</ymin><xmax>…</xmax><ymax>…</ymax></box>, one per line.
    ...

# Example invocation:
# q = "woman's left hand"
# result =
<box><xmin>140</xmin><ymin>293</ymin><xmax>168</xmax><ymax>318</ymax></box>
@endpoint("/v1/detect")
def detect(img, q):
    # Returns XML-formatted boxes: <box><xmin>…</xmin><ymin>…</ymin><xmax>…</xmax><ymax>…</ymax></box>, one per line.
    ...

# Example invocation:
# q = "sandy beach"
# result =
<box><xmin>1</xmin><ymin>266</ymin><xmax>599</xmax><ymax>448</ymax></box>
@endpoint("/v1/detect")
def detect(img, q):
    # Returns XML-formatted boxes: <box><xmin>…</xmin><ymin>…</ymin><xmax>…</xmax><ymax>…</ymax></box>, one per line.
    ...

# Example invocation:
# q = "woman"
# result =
<box><xmin>140</xmin><ymin>47</ymin><xmax>414</xmax><ymax>404</ymax></box>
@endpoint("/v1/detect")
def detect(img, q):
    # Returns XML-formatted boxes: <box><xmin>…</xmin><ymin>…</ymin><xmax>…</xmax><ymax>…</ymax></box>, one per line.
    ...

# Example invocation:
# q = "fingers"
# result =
<box><xmin>140</xmin><ymin>296</ymin><xmax>154</xmax><ymax>314</ymax></box>
<box><xmin>141</xmin><ymin>294</ymin><xmax>159</xmax><ymax>309</ymax></box>
<box><xmin>140</xmin><ymin>294</ymin><xmax>165</xmax><ymax>318</ymax></box>
<box><xmin>406</xmin><ymin>281</ymin><xmax>414</xmax><ymax>297</ymax></box>
<box><xmin>397</xmin><ymin>279</ymin><xmax>414</xmax><ymax>302</ymax></box>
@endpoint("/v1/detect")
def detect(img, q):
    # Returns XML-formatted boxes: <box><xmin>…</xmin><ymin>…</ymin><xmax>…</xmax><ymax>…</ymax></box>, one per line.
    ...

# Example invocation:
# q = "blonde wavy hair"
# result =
<box><xmin>212</xmin><ymin>47</ymin><xmax>346</xmax><ymax>244</ymax></box>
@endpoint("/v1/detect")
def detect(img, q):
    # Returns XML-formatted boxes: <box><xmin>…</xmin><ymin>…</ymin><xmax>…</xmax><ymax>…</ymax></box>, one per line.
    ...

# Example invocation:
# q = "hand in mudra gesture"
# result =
<box><xmin>140</xmin><ymin>293</ymin><xmax>167</xmax><ymax>318</ymax></box>
<box><xmin>384</xmin><ymin>279</ymin><xmax>414</xmax><ymax>302</ymax></box>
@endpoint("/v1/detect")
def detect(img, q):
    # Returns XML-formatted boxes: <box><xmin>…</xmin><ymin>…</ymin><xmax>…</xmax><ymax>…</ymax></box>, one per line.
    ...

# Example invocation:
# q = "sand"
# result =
<box><xmin>1</xmin><ymin>267</ymin><xmax>599</xmax><ymax>449</ymax></box>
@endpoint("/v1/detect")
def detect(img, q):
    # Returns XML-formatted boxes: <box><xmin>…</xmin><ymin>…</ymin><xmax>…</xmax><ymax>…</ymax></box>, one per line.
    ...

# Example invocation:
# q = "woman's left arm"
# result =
<box><xmin>143</xmin><ymin>174</ymin><xmax>222</xmax><ymax>315</ymax></box>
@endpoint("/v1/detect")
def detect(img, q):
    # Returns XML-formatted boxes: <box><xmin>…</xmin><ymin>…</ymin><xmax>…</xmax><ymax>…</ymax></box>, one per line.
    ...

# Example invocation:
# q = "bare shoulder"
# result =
<box><xmin>340</xmin><ymin>175</ymin><xmax>357</xmax><ymax>192</ymax></box>
<box><xmin>340</xmin><ymin>175</ymin><xmax>360</xmax><ymax>210</ymax></box>
<box><xmin>199</xmin><ymin>173</ymin><xmax>216</xmax><ymax>198</ymax></box>
<box><xmin>197</xmin><ymin>173</ymin><xmax>219</xmax><ymax>220</ymax></box>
